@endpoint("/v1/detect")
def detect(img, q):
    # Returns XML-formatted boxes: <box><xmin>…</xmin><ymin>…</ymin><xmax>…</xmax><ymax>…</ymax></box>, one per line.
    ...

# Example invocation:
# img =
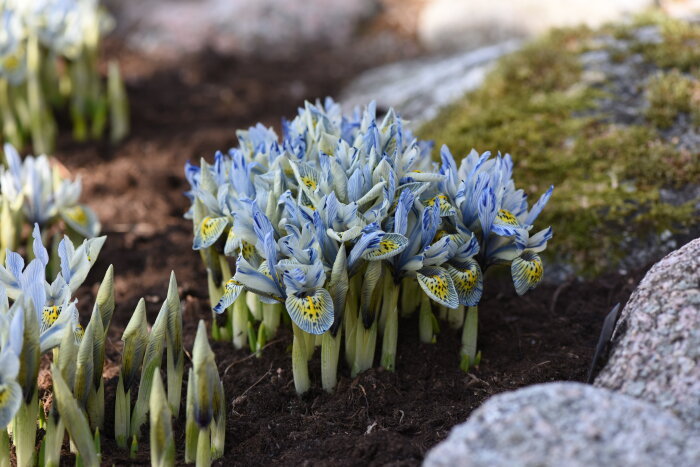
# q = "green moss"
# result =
<box><xmin>419</xmin><ymin>18</ymin><xmax>700</xmax><ymax>276</ymax></box>
<box><xmin>645</xmin><ymin>69</ymin><xmax>700</xmax><ymax>128</ymax></box>
<box><xmin>638</xmin><ymin>18</ymin><xmax>700</xmax><ymax>72</ymax></box>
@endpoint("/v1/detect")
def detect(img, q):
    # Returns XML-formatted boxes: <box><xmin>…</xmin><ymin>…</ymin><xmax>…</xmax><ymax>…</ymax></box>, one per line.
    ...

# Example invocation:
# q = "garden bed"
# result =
<box><xmin>51</xmin><ymin>43</ymin><xmax>645</xmax><ymax>466</ymax></box>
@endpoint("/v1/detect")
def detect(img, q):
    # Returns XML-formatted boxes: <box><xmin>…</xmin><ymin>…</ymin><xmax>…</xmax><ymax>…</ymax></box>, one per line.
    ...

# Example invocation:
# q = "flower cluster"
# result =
<box><xmin>0</xmin><ymin>223</ymin><xmax>107</xmax><ymax>465</ymax></box>
<box><xmin>185</xmin><ymin>99</ymin><xmax>553</xmax><ymax>393</ymax></box>
<box><xmin>1</xmin><ymin>143</ymin><xmax>100</xmax><ymax>264</ymax></box>
<box><xmin>0</xmin><ymin>225</ymin><xmax>220</xmax><ymax>465</ymax></box>
<box><xmin>0</xmin><ymin>0</ymin><xmax>128</xmax><ymax>153</ymax></box>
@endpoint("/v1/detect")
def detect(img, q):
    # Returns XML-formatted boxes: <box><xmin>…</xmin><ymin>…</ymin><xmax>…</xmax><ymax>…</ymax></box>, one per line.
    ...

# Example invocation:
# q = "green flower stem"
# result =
<box><xmin>380</xmin><ymin>278</ymin><xmax>400</xmax><ymax>371</ymax></box>
<box><xmin>448</xmin><ymin>305</ymin><xmax>465</xmax><ymax>330</ymax></box>
<box><xmin>211</xmin><ymin>381</ymin><xmax>225</xmax><ymax>459</ymax></box>
<box><xmin>246</xmin><ymin>292</ymin><xmax>262</xmax><ymax>321</ymax></box>
<box><xmin>418</xmin><ymin>293</ymin><xmax>436</xmax><ymax>344</ymax></box>
<box><xmin>292</xmin><ymin>323</ymin><xmax>311</xmax><ymax>394</ymax></box>
<box><xmin>262</xmin><ymin>302</ymin><xmax>282</xmax><ymax>337</ymax></box>
<box><xmin>460</xmin><ymin>306</ymin><xmax>479</xmax><ymax>371</ymax></box>
<box><xmin>27</xmin><ymin>34</ymin><xmax>54</xmax><ymax>154</ymax></box>
<box><xmin>196</xmin><ymin>426</ymin><xmax>211</xmax><ymax>467</ymax></box>
<box><xmin>438</xmin><ymin>305</ymin><xmax>448</xmax><ymax>321</ymax></box>
<box><xmin>184</xmin><ymin>369</ymin><xmax>197</xmax><ymax>463</ymax></box>
<box><xmin>14</xmin><ymin>390</ymin><xmax>38</xmax><ymax>467</ymax></box>
<box><xmin>0</xmin><ymin>200</ymin><xmax>16</xmax><ymax>261</ymax></box>
<box><xmin>351</xmin><ymin>319</ymin><xmax>377</xmax><ymax>378</ymax></box>
<box><xmin>399</xmin><ymin>277</ymin><xmax>418</xmax><ymax>317</ymax></box>
<box><xmin>231</xmin><ymin>293</ymin><xmax>248</xmax><ymax>349</ymax></box>
<box><xmin>207</xmin><ymin>269</ymin><xmax>223</xmax><ymax>341</ymax></box>
<box><xmin>114</xmin><ymin>375</ymin><xmax>130</xmax><ymax>450</ymax></box>
<box><xmin>0</xmin><ymin>78</ymin><xmax>21</xmax><ymax>148</ymax></box>
<box><xmin>86</xmin><ymin>379</ymin><xmax>105</xmax><ymax>431</ymax></box>
<box><xmin>0</xmin><ymin>428</ymin><xmax>10</xmax><ymax>467</ymax></box>
<box><xmin>321</xmin><ymin>329</ymin><xmax>342</xmax><ymax>392</ymax></box>
<box><xmin>343</xmin><ymin>278</ymin><xmax>359</xmax><ymax>369</ymax></box>
<box><xmin>303</xmin><ymin>329</ymin><xmax>316</xmax><ymax>361</ymax></box>
<box><xmin>108</xmin><ymin>61</ymin><xmax>129</xmax><ymax>144</ymax></box>
<box><xmin>166</xmin><ymin>343</ymin><xmax>184</xmax><ymax>419</ymax></box>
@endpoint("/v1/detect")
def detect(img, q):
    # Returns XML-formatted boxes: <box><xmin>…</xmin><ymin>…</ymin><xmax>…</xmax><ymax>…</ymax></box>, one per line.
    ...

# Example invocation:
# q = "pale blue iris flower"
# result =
<box><xmin>188</xmin><ymin>99</ymin><xmax>554</xmax><ymax>334</ymax></box>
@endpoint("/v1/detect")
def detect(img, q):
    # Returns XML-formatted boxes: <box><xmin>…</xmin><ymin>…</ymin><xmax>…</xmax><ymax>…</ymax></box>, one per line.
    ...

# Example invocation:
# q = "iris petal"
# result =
<box><xmin>285</xmin><ymin>288</ymin><xmax>334</xmax><ymax>335</ymax></box>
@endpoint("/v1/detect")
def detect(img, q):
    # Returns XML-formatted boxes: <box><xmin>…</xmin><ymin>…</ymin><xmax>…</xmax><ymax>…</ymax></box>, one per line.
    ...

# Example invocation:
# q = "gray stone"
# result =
<box><xmin>424</xmin><ymin>382</ymin><xmax>700</xmax><ymax>467</ymax></box>
<box><xmin>595</xmin><ymin>238</ymin><xmax>700</xmax><ymax>430</ymax></box>
<box><xmin>341</xmin><ymin>41</ymin><xmax>521</xmax><ymax>124</ymax></box>
<box><xmin>418</xmin><ymin>0</ymin><xmax>654</xmax><ymax>52</ymax></box>
<box><xmin>107</xmin><ymin>0</ymin><xmax>379</xmax><ymax>59</ymax></box>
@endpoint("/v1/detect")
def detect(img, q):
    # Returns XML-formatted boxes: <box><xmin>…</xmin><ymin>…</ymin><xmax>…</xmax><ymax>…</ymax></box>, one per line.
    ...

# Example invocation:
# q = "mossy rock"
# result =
<box><xmin>420</xmin><ymin>13</ymin><xmax>700</xmax><ymax>277</ymax></box>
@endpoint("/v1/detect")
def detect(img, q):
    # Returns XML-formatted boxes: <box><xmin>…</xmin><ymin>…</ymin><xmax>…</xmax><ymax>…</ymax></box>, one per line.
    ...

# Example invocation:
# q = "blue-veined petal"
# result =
<box><xmin>285</xmin><ymin>288</ymin><xmax>334</xmax><ymax>335</ymax></box>
<box><xmin>393</xmin><ymin>188</ymin><xmax>414</xmax><ymax>236</ymax></box>
<box><xmin>31</xmin><ymin>224</ymin><xmax>49</xmax><ymax>266</ymax></box>
<box><xmin>417</xmin><ymin>266</ymin><xmax>458</xmax><ymax>309</ymax></box>
<box><xmin>524</xmin><ymin>185</ymin><xmax>554</xmax><ymax>227</ymax></box>
<box><xmin>447</xmin><ymin>260</ymin><xmax>483</xmax><ymax>306</ymax></box>
<box><xmin>526</xmin><ymin>227</ymin><xmax>553</xmax><ymax>253</ymax></box>
<box><xmin>193</xmin><ymin>216</ymin><xmax>227</xmax><ymax>250</ymax></box>
<box><xmin>362</xmin><ymin>233</ymin><xmax>408</xmax><ymax>260</ymax></box>
<box><xmin>327</xmin><ymin>226</ymin><xmax>363</xmax><ymax>243</ymax></box>
<box><xmin>511</xmin><ymin>251</ymin><xmax>544</xmax><ymax>296</ymax></box>
<box><xmin>212</xmin><ymin>278</ymin><xmax>243</xmax><ymax>314</ymax></box>
<box><xmin>0</xmin><ymin>250</ymin><xmax>23</xmax><ymax>299</ymax></box>
<box><xmin>233</xmin><ymin>255</ymin><xmax>283</xmax><ymax>302</ymax></box>
<box><xmin>425</xmin><ymin>194</ymin><xmax>456</xmax><ymax>217</ymax></box>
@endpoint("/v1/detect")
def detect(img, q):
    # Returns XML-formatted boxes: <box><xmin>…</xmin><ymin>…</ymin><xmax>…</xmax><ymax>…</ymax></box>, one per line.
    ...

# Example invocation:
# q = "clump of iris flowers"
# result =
<box><xmin>0</xmin><ymin>0</ymin><xmax>129</xmax><ymax>153</ymax></box>
<box><xmin>185</xmin><ymin>98</ymin><xmax>553</xmax><ymax>393</ymax></box>
<box><xmin>1</xmin><ymin>143</ymin><xmax>101</xmax><ymax>266</ymax></box>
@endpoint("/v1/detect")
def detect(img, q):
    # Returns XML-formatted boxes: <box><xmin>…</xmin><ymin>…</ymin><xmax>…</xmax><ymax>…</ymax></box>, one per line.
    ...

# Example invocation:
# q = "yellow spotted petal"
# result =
<box><xmin>417</xmin><ymin>266</ymin><xmax>458</xmax><ymax>309</ymax></box>
<box><xmin>495</xmin><ymin>209</ymin><xmax>520</xmax><ymax>227</ymax></box>
<box><xmin>285</xmin><ymin>289</ymin><xmax>334</xmax><ymax>335</ymax></box>
<box><xmin>213</xmin><ymin>278</ymin><xmax>243</xmax><ymax>314</ymax></box>
<box><xmin>241</xmin><ymin>240</ymin><xmax>257</xmax><ymax>261</ymax></box>
<box><xmin>426</xmin><ymin>194</ymin><xmax>456</xmax><ymax>217</ymax></box>
<box><xmin>193</xmin><ymin>216</ymin><xmax>227</xmax><ymax>250</ymax></box>
<box><xmin>447</xmin><ymin>261</ymin><xmax>483</xmax><ymax>307</ymax></box>
<box><xmin>362</xmin><ymin>233</ymin><xmax>408</xmax><ymax>260</ymax></box>
<box><xmin>511</xmin><ymin>252</ymin><xmax>544</xmax><ymax>296</ymax></box>
<box><xmin>61</xmin><ymin>204</ymin><xmax>100</xmax><ymax>238</ymax></box>
<box><xmin>41</xmin><ymin>305</ymin><xmax>62</xmax><ymax>334</ymax></box>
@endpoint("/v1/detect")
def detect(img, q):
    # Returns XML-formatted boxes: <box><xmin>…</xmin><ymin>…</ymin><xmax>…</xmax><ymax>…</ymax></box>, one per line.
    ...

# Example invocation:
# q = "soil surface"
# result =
<box><xmin>42</xmin><ymin>36</ymin><xmax>648</xmax><ymax>466</ymax></box>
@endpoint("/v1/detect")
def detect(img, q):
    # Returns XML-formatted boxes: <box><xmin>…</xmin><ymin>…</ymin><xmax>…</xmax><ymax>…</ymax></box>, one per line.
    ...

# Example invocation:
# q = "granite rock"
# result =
<box><xmin>595</xmin><ymin>238</ymin><xmax>700</xmax><ymax>430</ymax></box>
<box><xmin>424</xmin><ymin>382</ymin><xmax>700</xmax><ymax>467</ymax></box>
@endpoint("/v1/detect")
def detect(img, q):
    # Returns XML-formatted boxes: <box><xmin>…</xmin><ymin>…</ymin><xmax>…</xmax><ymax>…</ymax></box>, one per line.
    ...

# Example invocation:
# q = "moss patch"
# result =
<box><xmin>420</xmin><ymin>15</ymin><xmax>700</xmax><ymax>276</ymax></box>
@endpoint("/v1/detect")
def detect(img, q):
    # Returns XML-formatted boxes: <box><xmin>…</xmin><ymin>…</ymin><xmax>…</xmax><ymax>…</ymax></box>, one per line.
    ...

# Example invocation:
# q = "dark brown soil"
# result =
<box><xmin>40</xmin><ymin>35</ymin><xmax>648</xmax><ymax>466</ymax></box>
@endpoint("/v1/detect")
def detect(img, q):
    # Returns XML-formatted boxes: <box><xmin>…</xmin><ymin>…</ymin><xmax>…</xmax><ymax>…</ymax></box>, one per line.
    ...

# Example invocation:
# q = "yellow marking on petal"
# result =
<box><xmin>195</xmin><ymin>216</ymin><xmax>227</xmax><ymax>249</ymax></box>
<box><xmin>496</xmin><ymin>209</ymin><xmax>519</xmax><ymax>226</ymax></box>
<box><xmin>426</xmin><ymin>194</ymin><xmax>455</xmax><ymax>216</ymax></box>
<box><xmin>3</xmin><ymin>55</ymin><xmax>20</xmax><ymax>71</ymax></box>
<box><xmin>285</xmin><ymin>289</ymin><xmax>334</xmax><ymax>335</ymax></box>
<box><xmin>411</xmin><ymin>170</ymin><xmax>422</xmax><ymax>173</ymax></box>
<box><xmin>65</xmin><ymin>206</ymin><xmax>88</xmax><ymax>226</ymax></box>
<box><xmin>512</xmin><ymin>252</ymin><xmax>544</xmax><ymax>295</ymax></box>
<box><xmin>434</xmin><ymin>230</ymin><xmax>448</xmax><ymax>241</ymax></box>
<box><xmin>241</xmin><ymin>241</ymin><xmax>256</xmax><ymax>261</ymax></box>
<box><xmin>74</xmin><ymin>323</ymin><xmax>85</xmax><ymax>342</ymax></box>
<box><xmin>225</xmin><ymin>278</ymin><xmax>242</xmax><ymax>289</ymax></box>
<box><xmin>42</xmin><ymin>305</ymin><xmax>61</xmax><ymax>328</ymax></box>
<box><xmin>301</xmin><ymin>176</ymin><xmax>317</xmax><ymax>190</ymax></box>
<box><xmin>417</xmin><ymin>267</ymin><xmax>458</xmax><ymax>308</ymax></box>
<box><xmin>363</xmin><ymin>233</ymin><xmax>407</xmax><ymax>260</ymax></box>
